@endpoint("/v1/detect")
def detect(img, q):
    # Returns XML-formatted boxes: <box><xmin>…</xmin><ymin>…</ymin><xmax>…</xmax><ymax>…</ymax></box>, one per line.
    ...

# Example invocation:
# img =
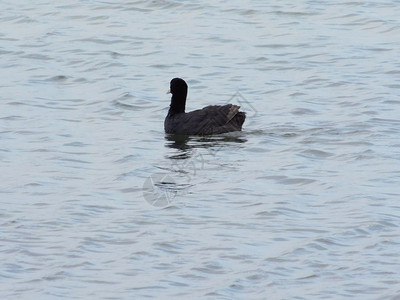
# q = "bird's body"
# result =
<box><xmin>164</xmin><ymin>78</ymin><xmax>246</xmax><ymax>135</ymax></box>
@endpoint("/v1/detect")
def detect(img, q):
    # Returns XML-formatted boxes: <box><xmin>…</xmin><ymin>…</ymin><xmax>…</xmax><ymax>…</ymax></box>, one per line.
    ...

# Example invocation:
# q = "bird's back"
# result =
<box><xmin>165</xmin><ymin>104</ymin><xmax>246</xmax><ymax>135</ymax></box>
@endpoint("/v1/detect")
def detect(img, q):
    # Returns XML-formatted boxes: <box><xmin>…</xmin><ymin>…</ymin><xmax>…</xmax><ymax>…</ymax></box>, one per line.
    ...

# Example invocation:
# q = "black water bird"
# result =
<box><xmin>164</xmin><ymin>78</ymin><xmax>246</xmax><ymax>135</ymax></box>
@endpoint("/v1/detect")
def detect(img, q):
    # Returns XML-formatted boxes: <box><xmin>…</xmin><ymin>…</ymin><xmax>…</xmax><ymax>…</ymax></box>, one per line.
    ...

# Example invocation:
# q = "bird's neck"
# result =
<box><xmin>168</xmin><ymin>93</ymin><xmax>186</xmax><ymax>116</ymax></box>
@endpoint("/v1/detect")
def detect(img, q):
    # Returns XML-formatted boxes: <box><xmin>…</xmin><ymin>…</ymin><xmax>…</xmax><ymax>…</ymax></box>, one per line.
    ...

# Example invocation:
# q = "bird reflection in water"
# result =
<box><xmin>164</xmin><ymin>133</ymin><xmax>247</xmax><ymax>160</ymax></box>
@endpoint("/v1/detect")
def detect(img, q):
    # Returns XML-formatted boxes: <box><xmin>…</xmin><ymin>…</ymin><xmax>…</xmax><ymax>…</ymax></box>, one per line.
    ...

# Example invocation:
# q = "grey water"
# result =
<box><xmin>1</xmin><ymin>1</ymin><xmax>400</xmax><ymax>299</ymax></box>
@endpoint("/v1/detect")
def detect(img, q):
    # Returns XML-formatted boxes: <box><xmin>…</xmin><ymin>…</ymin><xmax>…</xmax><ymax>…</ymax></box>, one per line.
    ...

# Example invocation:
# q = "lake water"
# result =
<box><xmin>1</xmin><ymin>1</ymin><xmax>400</xmax><ymax>299</ymax></box>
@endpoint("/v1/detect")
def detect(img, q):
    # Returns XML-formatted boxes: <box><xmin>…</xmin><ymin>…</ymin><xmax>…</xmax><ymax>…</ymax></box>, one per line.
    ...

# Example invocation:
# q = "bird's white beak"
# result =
<box><xmin>166</xmin><ymin>89</ymin><xmax>171</xmax><ymax>94</ymax></box>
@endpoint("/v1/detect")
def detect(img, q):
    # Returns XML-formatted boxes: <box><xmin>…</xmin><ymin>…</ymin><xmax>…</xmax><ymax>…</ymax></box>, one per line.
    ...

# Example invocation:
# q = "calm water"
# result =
<box><xmin>1</xmin><ymin>1</ymin><xmax>400</xmax><ymax>299</ymax></box>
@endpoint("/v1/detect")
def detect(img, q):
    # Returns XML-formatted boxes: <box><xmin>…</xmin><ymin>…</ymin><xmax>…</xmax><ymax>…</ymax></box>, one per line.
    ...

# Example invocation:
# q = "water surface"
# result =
<box><xmin>1</xmin><ymin>1</ymin><xmax>400</xmax><ymax>299</ymax></box>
